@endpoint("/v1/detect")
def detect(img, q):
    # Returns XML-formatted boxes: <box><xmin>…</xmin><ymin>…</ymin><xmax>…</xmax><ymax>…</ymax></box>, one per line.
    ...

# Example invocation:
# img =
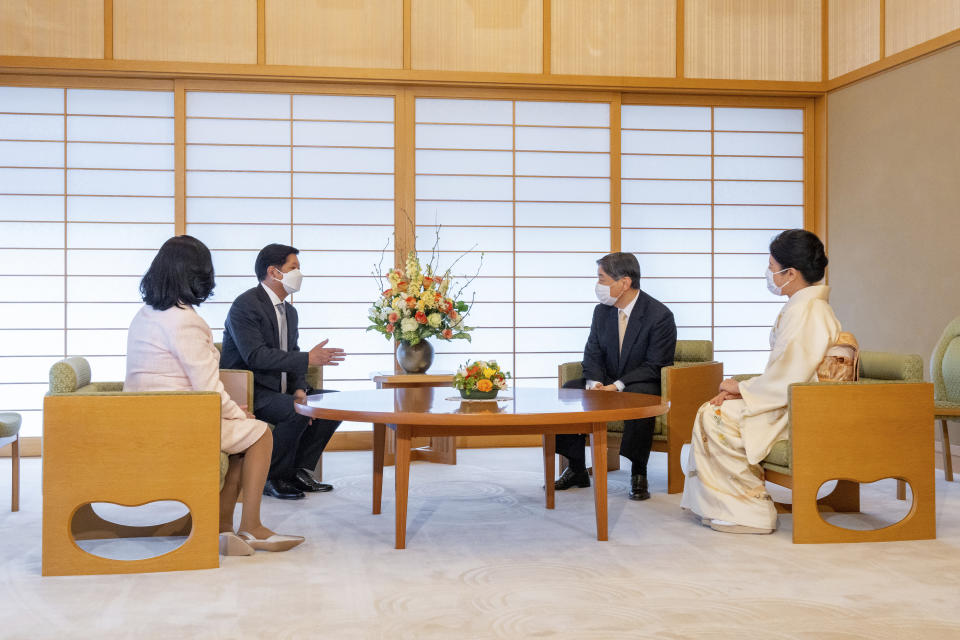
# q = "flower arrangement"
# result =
<box><xmin>453</xmin><ymin>360</ymin><xmax>510</xmax><ymax>399</ymax></box>
<box><xmin>367</xmin><ymin>251</ymin><xmax>473</xmax><ymax>346</ymax></box>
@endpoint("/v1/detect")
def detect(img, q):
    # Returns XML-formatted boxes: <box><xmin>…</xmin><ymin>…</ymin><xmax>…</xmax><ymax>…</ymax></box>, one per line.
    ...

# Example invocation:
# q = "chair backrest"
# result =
<box><xmin>214</xmin><ymin>342</ymin><xmax>324</xmax><ymax>390</ymax></box>
<box><xmin>558</xmin><ymin>339</ymin><xmax>715</xmax><ymax>386</ymax></box>
<box><xmin>930</xmin><ymin>316</ymin><xmax>960</xmax><ymax>403</ymax></box>
<box><xmin>49</xmin><ymin>357</ymin><xmax>92</xmax><ymax>393</ymax></box>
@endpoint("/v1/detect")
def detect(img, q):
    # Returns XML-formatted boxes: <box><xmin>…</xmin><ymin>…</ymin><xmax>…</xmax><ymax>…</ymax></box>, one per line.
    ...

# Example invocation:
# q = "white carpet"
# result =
<box><xmin>1</xmin><ymin>449</ymin><xmax>959</xmax><ymax>640</ymax></box>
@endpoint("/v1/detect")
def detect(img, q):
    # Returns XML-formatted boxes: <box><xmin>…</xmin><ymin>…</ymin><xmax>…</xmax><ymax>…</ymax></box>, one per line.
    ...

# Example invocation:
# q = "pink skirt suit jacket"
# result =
<box><xmin>124</xmin><ymin>304</ymin><xmax>268</xmax><ymax>454</ymax></box>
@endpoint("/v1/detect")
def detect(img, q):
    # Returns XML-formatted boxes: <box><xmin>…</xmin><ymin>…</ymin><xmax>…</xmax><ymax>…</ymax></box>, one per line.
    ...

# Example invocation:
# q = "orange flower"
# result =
<box><xmin>396</xmin><ymin>281</ymin><xmax>408</xmax><ymax>292</ymax></box>
<box><xmin>442</xmin><ymin>329</ymin><xmax>453</xmax><ymax>339</ymax></box>
<box><xmin>415</xmin><ymin>311</ymin><xmax>428</xmax><ymax>324</ymax></box>
<box><xmin>476</xmin><ymin>379</ymin><xmax>493</xmax><ymax>392</ymax></box>
<box><xmin>388</xmin><ymin>312</ymin><xmax>399</xmax><ymax>323</ymax></box>
<box><xmin>382</xmin><ymin>288</ymin><xmax>393</xmax><ymax>297</ymax></box>
<box><xmin>405</xmin><ymin>296</ymin><xmax>416</xmax><ymax>308</ymax></box>
<box><xmin>422</xmin><ymin>276</ymin><xmax>434</xmax><ymax>288</ymax></box>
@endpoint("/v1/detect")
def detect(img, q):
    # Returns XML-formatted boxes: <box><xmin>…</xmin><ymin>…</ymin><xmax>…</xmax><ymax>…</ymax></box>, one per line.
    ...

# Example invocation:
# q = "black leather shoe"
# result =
<box><xmin>292</xmin><ymin>468</ymin><xmax>333</xmax><ymax>493</ymax></box>
<box><xmin>263</xmin><ymin>478</ymin><xmax>305</xmax><ymax>500</ymax></box>
<box><xmin>554</xmin><ymin>467</ymin><xmax>591</xmax><ymax>490</ymax></box>
<box><xmin>629</xmin><ymin>474</ymin><xmax>650</xmax><ymax>501</ymax></box>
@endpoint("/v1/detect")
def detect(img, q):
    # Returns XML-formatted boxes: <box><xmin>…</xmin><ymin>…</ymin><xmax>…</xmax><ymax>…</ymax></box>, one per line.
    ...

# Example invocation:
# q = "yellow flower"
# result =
<box><xmin>482</xmin><ymin>367</ymin><xmax>495</xmax><ymax>378</ymax></box>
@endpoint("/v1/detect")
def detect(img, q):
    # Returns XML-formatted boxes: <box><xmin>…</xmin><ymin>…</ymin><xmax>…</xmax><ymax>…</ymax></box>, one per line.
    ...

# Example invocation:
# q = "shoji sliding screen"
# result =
<box><xmin>414</xmin><ymin>97</ymin><xmax>611</xmax><ymax>388</ymax></box>
<box><xmin>620</xmin><ymin>104</ymin><xmax>804</xmax><ymax>375</ymax></box>
<box><xmin>185</xmin><ymin>91</ymin><xmax>396</xmax><ymax>431</ymax></box>
<box><xmin>0</xmin><ymin>87</ymin><xmax>175</xmax><ymax>437</ymax></box>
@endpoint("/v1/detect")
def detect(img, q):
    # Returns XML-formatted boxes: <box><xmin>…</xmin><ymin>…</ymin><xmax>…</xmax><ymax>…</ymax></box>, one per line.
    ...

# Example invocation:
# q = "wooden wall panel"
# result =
<box><xmin>114</xmin><ymin>0</ymin><xmax>257</xmax><ymax>64</ymax></box>
<box><xmin>0</xmin><ymin>0</ymin><xmax>103</xmax><ymax>59</ymax></box>
<box><xmin>266</xmin><ymin>0</ymin><xmax>402</xmax><ymax>69</ymax></box>
<box><xmin>886</xmin><ymin>0</ymin><xmax>960</xmax><ymax>55</ymax></box>
<box><xmin>829</xmin><ymin>0</ymin><xmax>881</xmax><ymax>78</ymax></box>
<box><xmin>551</xmin><ymin>0</ymin><xmax>675</xmax><ymax>77</ymax></box>
<box><xmin>685</xmin><ymin>0</ymin><xmax>822</xmax><ymax>81</ymax></box>
<box><xmin>412</xmin><ymin>0</ymin><xmax>542</xmax><ymax>73</ymax></box>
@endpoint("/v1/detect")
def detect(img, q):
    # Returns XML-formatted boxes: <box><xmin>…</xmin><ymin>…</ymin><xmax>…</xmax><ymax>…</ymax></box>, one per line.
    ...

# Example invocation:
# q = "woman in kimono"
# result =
<box><xmin>681</xmin><ymin>229</ymin><xmax>840</xmax><ymax>534</ymax></box>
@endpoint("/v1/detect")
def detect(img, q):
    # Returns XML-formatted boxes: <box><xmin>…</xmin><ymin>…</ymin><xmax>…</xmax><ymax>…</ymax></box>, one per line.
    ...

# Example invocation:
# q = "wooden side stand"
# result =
<box><xmin>372</xmin><ymin>372</ymin><xmax>457</xmax><ymax>466</ymax></box>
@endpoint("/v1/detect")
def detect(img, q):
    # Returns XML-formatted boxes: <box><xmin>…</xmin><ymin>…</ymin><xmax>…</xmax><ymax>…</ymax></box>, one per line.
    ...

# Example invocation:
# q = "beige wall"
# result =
<box><xmin>828</xmin><ymin>44</ymin><xmax>960</xmax><ymax>378</ymax></box>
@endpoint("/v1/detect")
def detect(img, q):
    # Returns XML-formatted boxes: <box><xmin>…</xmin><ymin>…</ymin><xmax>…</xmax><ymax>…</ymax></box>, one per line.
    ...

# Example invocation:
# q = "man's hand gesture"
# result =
<box><xmin>308</xmin><ymin>339</ymin><xmax>346</xmax><ymax>366</ymax></box>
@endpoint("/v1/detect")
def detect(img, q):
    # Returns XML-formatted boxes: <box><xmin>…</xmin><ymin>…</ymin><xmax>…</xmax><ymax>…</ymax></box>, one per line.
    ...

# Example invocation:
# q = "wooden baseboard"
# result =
<box><xmin>0</xmin><ymin>433</ymin><xmax>543</xmax><ymax>458</ymax></box>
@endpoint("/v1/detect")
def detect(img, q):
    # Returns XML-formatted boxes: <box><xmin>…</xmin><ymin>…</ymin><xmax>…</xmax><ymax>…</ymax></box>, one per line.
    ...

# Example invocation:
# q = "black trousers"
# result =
<box><xmin>555</xmin><ymin>378</ymin><xmax>660</xmax><ymax>475</ymax></box>
<box><xmin>254</xmin><ymin>387</ymin><xmax>341</xmax><ymax>482</ymax></box>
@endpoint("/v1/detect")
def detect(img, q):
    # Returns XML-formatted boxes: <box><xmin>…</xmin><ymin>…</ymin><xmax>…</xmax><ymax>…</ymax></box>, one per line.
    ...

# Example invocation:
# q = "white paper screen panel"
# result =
<box><xmin>185</xmin><ymin>92</ymin><xmax>396</xmax><ymax>428</ymax></box>
<box><xmin>0</xmin><ymin>87</ymin><xmax>175</xmax><ymax>436</ymax></box>
<box><xmin>415</xmin><ymin>98</ymin><xmax>610</xmax><ymax>388</ymax></box>
<box><xmin>621</xmin><ymin>105</ymin><xmax>804</xmax><ymax>375</ymax></box>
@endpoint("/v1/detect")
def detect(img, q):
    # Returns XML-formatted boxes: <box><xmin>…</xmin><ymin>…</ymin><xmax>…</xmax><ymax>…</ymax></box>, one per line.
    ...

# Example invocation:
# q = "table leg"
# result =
<box><xmin>394</xmin><ymin>424</ymin><xmax>411</xmax><ymax>550</ymax></box>
<box><xmin>542</xmin><ymin>433</ymin><xmax>555</xmax><ymax>509</ymax></box>
<box><xmin>590</xmin><ymin>423</ymin><xmax>608</xmax><ymax>541</ymax></box>
<box><xmin>373</xmin><ymin>423</ymin><xmax>385</xmax><ymax>515</ymax></box>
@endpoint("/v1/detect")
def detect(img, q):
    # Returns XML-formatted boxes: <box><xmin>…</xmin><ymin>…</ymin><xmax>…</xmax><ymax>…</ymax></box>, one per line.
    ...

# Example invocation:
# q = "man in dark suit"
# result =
<box><xmin>220</xmin><ymin>243</ymin><xmax>346</xmax><ymax>500</ymax></box>
<box><xmin>556</xmin><ymin>252</ymin><xmax>677</xmax><ymax>501</ymax></box>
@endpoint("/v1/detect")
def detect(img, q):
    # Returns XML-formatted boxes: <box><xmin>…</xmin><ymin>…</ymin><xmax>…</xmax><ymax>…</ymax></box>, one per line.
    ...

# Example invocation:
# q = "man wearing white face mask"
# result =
<box><xmin>555</xmin><ymin>252</ymin><xmax>677</xmax><ymax>501</ymax></box>
<box><xmin>221</xmin><ymin>243</ymin><xmax>347</xmax><ymax>500</ymax></box>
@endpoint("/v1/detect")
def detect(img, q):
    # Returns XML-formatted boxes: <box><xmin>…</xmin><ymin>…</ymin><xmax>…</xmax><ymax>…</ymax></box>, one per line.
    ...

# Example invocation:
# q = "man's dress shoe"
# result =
<box><xmin>554</xmin><ymin>467</ymin><xmax>591</xmax><ymax>490</ymax></box>
<box><xmin>629</xmin><ymin>474</ymin><xmax>650</xmax><ymax>501</ymax></box>
<box><xmin>292</xmin><ymin>468</ymin><xmax>333</xmax><ymax>493</ymax></box>
<box><xmin>263</xmin><ymin>478</ymin><xmax>305</xmax><ymax>500</ymax></box>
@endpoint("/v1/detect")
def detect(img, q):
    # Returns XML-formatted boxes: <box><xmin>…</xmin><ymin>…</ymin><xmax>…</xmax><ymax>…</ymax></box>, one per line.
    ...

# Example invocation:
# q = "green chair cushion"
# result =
<box><xmin>220</xmin><ymin>452</ymin><xmax>229</xmax><ymax>491</ymax></box>
<box><xmin>764</xmin><ymin>440</ymin><xmax>791</xmax><ymax>468</ymax></box>
<box><xmin>49</xmin><ymin>357</ymin><xmax>92</xmax><ymax>393</ymax></box>
<box><xmin>0</xmin><ymin>412</ymin><xmax>22</xmax><ymax>438</ymax></box>
<box><xmin>931</xmin><ymin>317</ymin><xmax>960</xmax><ymax>403</ymax></box>
<box><xmin>859</xmin><ymin>350</ymin><xmax>923</xmax><ymax>383</ymax></box>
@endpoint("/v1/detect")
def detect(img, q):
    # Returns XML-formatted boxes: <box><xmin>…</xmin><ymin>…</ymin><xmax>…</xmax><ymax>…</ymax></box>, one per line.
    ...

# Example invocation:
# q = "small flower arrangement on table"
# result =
<box><xmin>453</xmin><ymin>360</ymin><xmax>510</xmax><ymax>400</ymax></box>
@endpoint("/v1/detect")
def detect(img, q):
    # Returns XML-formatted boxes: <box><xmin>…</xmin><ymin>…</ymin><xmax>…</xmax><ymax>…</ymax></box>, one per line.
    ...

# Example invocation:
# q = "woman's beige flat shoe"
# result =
<box><xmin>219</xmin><ymin>532</ymin><xmax>255</xmax><ymax>556</ymax></box>
<box><xmin>237</xmin><ymin>531</ymin><xmax>305</xmax><ymax>552</ymax></box>
<box><xmin>708</xmin><ymin>519</ymin><xmax>774</xmax><ymax>535</ymax></box>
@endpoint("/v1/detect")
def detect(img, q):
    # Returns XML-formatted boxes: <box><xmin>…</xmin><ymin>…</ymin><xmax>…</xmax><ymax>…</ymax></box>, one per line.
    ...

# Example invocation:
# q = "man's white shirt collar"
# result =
<box><xmin>619</xmin><ymin>291</ymin><xmax>639</xmax><ymax>319</ymax></box>
<box><xmin>261</xmin><ymin>282</ymin><xmax>283</xmax><ymax>307</ymax></box>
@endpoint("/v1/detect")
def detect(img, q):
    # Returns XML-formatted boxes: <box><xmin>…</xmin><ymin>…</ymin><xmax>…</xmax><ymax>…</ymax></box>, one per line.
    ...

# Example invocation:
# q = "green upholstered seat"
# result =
<box><xmin>47</xmin><ymin>357</ymin><xmax>230</xmax><ymax>490</ymax></box>
<box><xmin>558</xmin><ymin>340</ymin><xmax>716</xmax><ymax>439</ymax></box>
<box><xmin>0</xmin><ymin>413</ymin><xmax>21</xmax><ymax>439</ymax></box>
<box><xmin>932</xmin><ymin>316</ymin><xmax>960</xmax><ymax>419</ymax></box>
<box><xmin>757</xmin><ymin>349</ymin><xmax>924</xmax><ymax>475</ymax></box>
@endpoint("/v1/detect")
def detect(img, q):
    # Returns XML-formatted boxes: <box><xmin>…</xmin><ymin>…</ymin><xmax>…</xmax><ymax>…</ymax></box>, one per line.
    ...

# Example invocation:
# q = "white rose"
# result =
<box><xmin>427</xmin><ymin>313</ymin><xmax>443</xmax><ymax>328</ymax></box>
<box><xmin>400</xmin><ymin>317</ymin><xmax>418</xmax><ymax>333</ymax></box>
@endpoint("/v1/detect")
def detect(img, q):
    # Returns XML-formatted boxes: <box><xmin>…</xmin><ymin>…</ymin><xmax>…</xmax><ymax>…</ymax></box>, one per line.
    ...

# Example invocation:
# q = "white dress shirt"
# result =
<box><xmin>586</xmin><ymin>291</ymin><xmax>639</xmax><ymax>392</ymax></box>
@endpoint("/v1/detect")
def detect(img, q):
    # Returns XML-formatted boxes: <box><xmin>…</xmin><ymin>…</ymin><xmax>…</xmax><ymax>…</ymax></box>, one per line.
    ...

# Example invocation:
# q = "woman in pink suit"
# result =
<box><xmin>124</xmin><ymin>235</ymin><xmax>303</xmax><ymax>554</ymax></box>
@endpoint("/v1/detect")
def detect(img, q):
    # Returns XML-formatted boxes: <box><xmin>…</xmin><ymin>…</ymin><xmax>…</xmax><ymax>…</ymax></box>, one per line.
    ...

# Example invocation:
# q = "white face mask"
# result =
<box><xmin>275</xmin><ymin>267</ymin><xmax>303</xmax><ymax>294</ymax></box>
<box><xmin>765</xmin><ymin>267</ymin><xmax>791</xmax><ymax>296</ymax></box>
<box><xmin>595</xmin><ymin>282</ymin><xmax>618</xmax><ymax>306</ymax></box>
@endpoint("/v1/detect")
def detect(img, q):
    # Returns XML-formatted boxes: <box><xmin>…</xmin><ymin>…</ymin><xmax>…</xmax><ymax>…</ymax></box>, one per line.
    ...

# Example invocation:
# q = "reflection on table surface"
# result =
<box><xmin>300</xmin><ymin>387</ymin><xmax>667</xmax><ymax>424</ymax></box>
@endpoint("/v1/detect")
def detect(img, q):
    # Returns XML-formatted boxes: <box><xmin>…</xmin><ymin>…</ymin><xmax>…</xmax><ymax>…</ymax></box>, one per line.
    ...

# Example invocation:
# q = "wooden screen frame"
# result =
<box><xmin>0</xmin><ymin>73</ymin><xmax>817</xmax><ymax>455</ymax></box>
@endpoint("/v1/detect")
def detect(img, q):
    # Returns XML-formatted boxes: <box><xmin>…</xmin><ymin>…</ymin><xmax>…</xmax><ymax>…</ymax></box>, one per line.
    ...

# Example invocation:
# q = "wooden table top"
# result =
<box><xmin>296</xmin><ymin>387</ymin><xmax>668</xmax><ymax>426</ymax></box>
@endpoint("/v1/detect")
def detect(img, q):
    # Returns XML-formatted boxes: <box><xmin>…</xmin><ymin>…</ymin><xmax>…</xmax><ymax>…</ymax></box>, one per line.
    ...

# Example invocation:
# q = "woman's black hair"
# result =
<box><xmin>769</xmin><ymin>229</ymin><xmax>828</xmax><ymax>284</ymax></box>
<box><xmin>140</xmin><ymin>235</ymin><xmax>216</xmax><ymax>310</ymax></box>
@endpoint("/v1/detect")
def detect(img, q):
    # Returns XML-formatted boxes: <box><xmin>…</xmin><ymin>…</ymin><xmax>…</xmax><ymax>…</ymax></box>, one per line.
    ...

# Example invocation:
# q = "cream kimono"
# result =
<box><xmin>681</xmin><ymin>285</ymin><xmax>841</xmax><ymax>529</ymax></box>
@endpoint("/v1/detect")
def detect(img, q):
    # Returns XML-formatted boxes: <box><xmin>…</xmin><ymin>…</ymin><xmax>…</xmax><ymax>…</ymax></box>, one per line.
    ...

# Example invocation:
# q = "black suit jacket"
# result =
<box><xmin>581</xmin><ymin>290</ymin><xmax>677</xmax><ymax>389</ymax></box>
<box><xmin>220</xmin><ymin>285</ymin><xmax>310</xmax><ymax>396</ymax></box>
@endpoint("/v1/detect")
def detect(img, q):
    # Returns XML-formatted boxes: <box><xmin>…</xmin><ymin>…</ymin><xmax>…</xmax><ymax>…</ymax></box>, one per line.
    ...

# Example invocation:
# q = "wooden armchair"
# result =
<box><xmin>43</xmin><ymin>357</ymin><xmax>222</xmax><ymax>576</ymax></box>
<box><xmin>740</xmin><ymin>351</ymin><xmax>935</xmax><ymax>543</ymax></box>
<box><xmin>558</xmin><ymin>340</ymin><xmax>723</xmax><ymax>494</ymax></box>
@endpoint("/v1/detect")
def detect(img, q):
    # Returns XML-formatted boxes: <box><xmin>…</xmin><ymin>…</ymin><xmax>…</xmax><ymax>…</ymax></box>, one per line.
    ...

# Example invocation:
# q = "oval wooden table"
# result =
<box><xmin>296</xmin><ymin>387</ymin><xmax>668</xmax><ymax>549</ymax></box>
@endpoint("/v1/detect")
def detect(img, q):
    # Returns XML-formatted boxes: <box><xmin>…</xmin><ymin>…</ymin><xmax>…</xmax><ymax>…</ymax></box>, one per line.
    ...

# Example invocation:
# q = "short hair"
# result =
<box><xmin>769</xmin><ymin>229</ymin><xmax>828</xmax><ymax>284</ymax></box>
<box><xmin>255</xmin><ymin>243</ymin><xmax>299</xmax><ymax>281</ymax></box>
<box><xmin>596</xmin><ymin>252</ymin><xmax>641</xmax><ymax>290</ymax></box>
<box><xmin>140</xmin><ymin>235</ymin><xmax>215</xmax><ymax>311</ymax></box>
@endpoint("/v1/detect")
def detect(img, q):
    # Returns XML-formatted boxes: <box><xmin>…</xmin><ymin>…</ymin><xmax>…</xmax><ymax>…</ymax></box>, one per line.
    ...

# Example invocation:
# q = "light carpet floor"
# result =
<box><xmin>1</xmin><ymin>448</ymin><xmax>959</xmax><ymax>640</ymax></box>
